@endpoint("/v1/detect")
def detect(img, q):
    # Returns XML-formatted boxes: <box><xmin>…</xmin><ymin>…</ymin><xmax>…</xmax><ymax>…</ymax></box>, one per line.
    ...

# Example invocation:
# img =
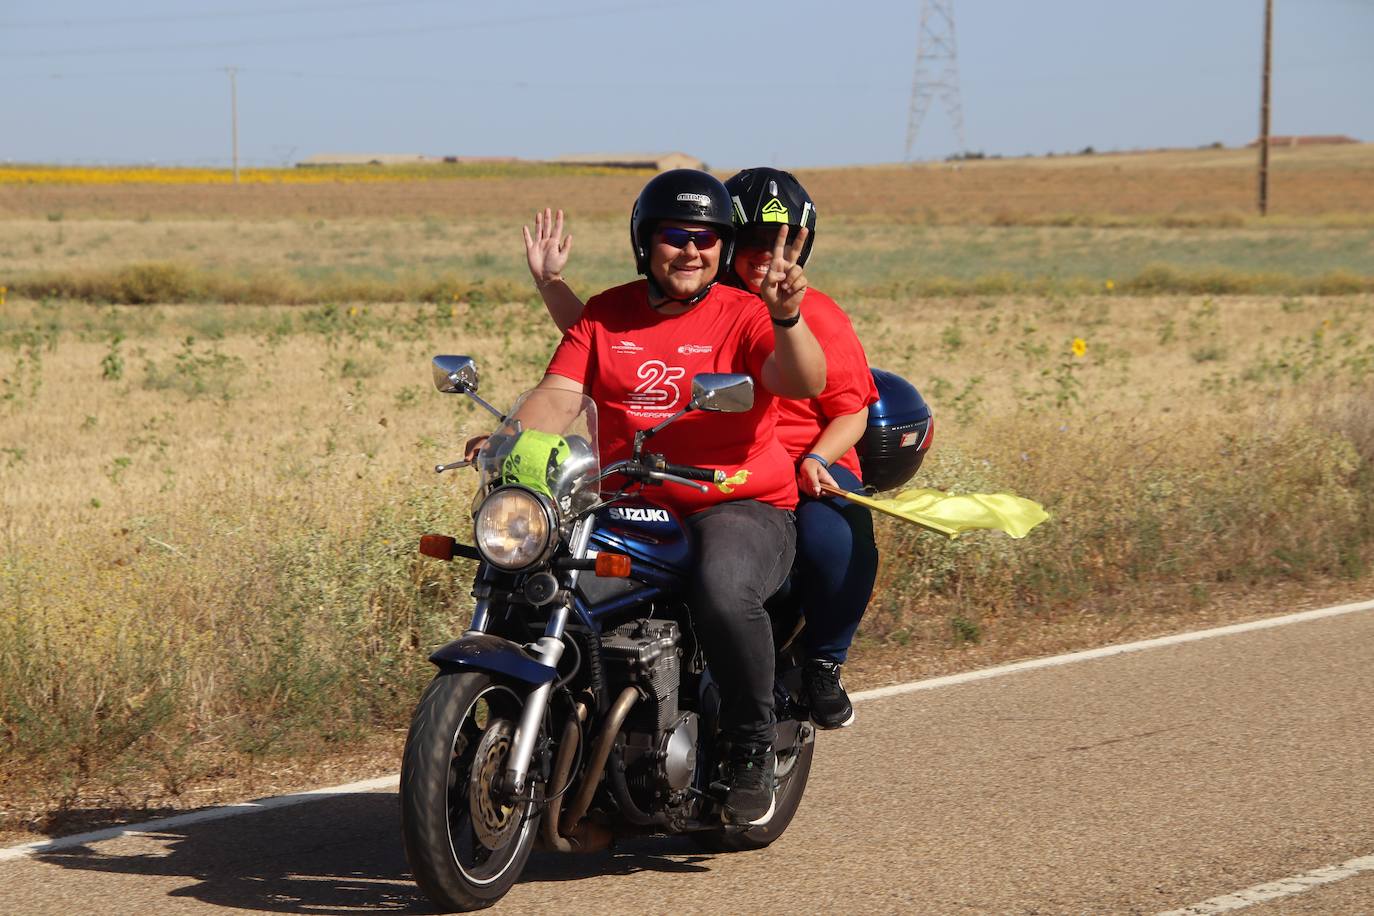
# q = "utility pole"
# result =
<box><xmin>904</xmin><ymin>0</ymin><xmax>967</xmax><ymax>162</ymax></box>
<box><xmin>1258</xmin><ymin>0</ymin><xmax>1273</xmax><ymax>215</ymax></box>
<box><xmin>226</xmin><ymin>66</ymin><xmax>240</xmax><ymax>184</ymax></box>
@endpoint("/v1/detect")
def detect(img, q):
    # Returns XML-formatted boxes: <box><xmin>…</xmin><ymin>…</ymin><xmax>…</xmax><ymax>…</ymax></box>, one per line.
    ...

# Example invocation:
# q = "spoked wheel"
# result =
<box><xmin>693</xmin><ymin>722</ymin><xmax>816</xmax><ymax>852</ymax></box>
<box><xmin>400</xmin><ymin>671</ymin><xmax>541</xmax><ymax>911</ymax></box>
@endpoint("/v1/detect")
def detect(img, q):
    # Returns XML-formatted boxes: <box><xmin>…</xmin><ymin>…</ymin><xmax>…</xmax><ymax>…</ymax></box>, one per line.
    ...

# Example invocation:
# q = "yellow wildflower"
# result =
<box><xmin>0</xmin><ymin>285</ymin><xmax>6</xmax><ymax>306</ymax></box>
<box><xmin>1071</xmin><ymin>337</ymin><xmax>1087</xmax><ymax>358</ymax></box>
<box><xmin>348</xmin><ymin>306</ymin><xmax>359</xmax><ymax>318</ymax></box>
<box><xmin>1104</xmin><ymin>279</ymin><xmax>1115</xmax><ymax>292</ymax></box>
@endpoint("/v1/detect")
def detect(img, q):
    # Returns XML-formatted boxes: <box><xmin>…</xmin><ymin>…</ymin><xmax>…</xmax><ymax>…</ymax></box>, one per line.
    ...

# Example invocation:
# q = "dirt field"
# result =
<box><xmin>3</xmin><ymin>144</ymin><xmax>1372</xmax><ymax>223</ymax></box>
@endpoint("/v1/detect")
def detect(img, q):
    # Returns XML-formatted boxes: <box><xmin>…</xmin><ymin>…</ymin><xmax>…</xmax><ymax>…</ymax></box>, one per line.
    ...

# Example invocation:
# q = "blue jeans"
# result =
<box><xmin>794</xmin><ymin>464</ymin><xmax>879</xmax><ymax>664</ymax></box>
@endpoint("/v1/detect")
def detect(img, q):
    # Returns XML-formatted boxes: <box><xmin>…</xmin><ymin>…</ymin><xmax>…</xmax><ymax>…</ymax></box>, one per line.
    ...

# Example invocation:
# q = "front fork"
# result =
<box><xmin>501</xmin><ymin>516</ymin><xmax>594</xmax><ymax>796</ymax></box>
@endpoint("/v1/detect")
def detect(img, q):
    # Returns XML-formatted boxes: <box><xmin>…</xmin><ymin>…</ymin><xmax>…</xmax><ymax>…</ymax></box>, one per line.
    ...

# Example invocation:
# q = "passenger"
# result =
<box><xmin>524</xmin><ymin>168</ymin><xmax>878</xmax><ymax>730</ymax></box>
<box><xmin>519</xmin><ymin>169</ymin><xmax>825</xmax><ymax>825</ymax></box>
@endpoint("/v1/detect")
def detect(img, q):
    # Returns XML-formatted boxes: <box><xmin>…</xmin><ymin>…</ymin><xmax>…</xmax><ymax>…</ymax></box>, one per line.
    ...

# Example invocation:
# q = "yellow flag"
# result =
<box><xmin>823</xmin><ymin>485</ymin><xmax>1050</xmax><ymax>540</ymax></box>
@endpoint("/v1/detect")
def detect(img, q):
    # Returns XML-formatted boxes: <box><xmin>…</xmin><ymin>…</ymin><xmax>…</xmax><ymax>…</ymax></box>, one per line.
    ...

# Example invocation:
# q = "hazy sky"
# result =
<box><xmin>3</xmin><ymin>0</ymin><xmax>1371</xmax><ymax>169</ymax></box>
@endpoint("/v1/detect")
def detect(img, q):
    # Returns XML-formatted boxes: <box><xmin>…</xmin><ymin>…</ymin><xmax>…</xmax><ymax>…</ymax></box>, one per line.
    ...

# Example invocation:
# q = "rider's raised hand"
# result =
<box><xmin>758</xmin><ymin>225</ymin><xmax>810</xmax><ymax>322</ymax></box>
<box><xmin>522</xmin><ymin>208</ymin><xmax>573</xmax><ymax>287</ymax></box>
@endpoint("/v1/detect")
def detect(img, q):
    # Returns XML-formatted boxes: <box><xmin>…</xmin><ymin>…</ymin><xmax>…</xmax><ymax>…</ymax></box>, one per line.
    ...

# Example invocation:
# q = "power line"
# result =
<box><xmin>0</xmin><ymin>0</ymin><xmax>453</xmax><ymax>30</ymax></box>
<box><xmin>3</xmin><ymin>2</ymin><xmax>700</xmax><ymax>59</ymax></box>
<box><xmin>3</xmin><ymin>64</ymin><xmax>897</xmax><ymax>93</ymax></box>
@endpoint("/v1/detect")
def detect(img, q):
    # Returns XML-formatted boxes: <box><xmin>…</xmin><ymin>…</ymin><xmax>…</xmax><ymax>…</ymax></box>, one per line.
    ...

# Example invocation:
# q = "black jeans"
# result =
<box><xmin>685</xmin><ymin>499</ymin><xmax>796</xmax><ymax>748</ymax></box>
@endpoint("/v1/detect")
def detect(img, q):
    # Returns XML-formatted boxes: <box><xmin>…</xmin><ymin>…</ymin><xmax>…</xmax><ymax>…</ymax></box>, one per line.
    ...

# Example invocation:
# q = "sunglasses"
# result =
<box><xmin>656</xmin><ymin>227</ymin><xmax>721</xmax><ymax>250</ymax></box>
<box><xmin>737</xmin><ymin>225</ymin><xmax>800</xmax><ymax>250</ymax></box>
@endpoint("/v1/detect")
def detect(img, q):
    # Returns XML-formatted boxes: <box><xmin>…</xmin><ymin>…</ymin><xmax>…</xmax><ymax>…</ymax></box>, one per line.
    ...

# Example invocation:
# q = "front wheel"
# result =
<box><xmin>400</xmin><ymin>670</ymin><xmax>541</xmax><ymax>911</ymax></box>
<box><xmin>695</xmin><ymin>724</ymin><xmax>816</xmax><ymax>852</ymax></box>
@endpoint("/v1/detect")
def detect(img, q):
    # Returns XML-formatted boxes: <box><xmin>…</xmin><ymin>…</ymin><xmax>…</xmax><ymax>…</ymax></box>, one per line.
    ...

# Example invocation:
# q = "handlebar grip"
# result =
<box><xmin>663</xmin><ymin>463</ymin><xmax>724</xmax><ymax>484</ymax></box>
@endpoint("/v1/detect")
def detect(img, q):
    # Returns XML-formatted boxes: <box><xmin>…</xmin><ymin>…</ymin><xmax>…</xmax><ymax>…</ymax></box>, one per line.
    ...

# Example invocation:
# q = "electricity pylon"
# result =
<box><xmin>904</xmin><ymin>0</ymin><xmax>967</xmax><ymax>161</ymax></box>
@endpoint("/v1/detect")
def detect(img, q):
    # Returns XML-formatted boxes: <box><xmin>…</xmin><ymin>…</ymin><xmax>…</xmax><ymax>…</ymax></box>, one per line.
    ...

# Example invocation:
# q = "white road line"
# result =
<box><xmin>2</xmin><ymin>596</ymin><xmax>1372</xmax><ymax>867</ymax></box>
<box><xmin>1157</xmin><ymin>854</ymin><xmax>1374</xmax><ymax>915</ymax></box>
<box><xmin>850</xmin><ymin>597</ymin><xmax>1374</xmax><ymax>704</ymax></box>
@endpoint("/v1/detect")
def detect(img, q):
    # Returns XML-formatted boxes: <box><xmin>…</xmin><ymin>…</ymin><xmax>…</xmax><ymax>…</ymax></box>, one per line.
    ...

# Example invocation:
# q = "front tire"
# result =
<box><xmin>400</xmin><ymin>671</ymin><xmax>541</xmax><ymax>911</ymax></box>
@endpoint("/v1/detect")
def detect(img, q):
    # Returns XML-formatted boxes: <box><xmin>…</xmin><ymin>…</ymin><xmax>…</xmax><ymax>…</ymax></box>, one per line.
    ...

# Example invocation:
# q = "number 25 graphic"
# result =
<box><xmin>631</xmin><ymin>360</ymin><xmax>685</xmax><ymax>405</ymax></box>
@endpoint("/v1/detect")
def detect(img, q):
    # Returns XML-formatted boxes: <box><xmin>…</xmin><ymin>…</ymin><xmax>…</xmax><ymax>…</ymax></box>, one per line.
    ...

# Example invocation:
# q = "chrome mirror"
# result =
<box><xmin>432</xmin><ymin>355</ymin><xmax>478</xmax><ymax>394</ymax></box>
<box><xmin>690</xmin><ymin>373</ymin><xmax>754</xmax><ymax>413</ymax></box>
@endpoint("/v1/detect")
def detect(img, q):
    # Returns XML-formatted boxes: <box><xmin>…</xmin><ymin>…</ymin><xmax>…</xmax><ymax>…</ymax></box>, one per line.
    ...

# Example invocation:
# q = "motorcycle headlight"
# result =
<box><xmin>474</xmin><ymin>486</ymin><xmax>556</xmax><ymax>571</ymax></box>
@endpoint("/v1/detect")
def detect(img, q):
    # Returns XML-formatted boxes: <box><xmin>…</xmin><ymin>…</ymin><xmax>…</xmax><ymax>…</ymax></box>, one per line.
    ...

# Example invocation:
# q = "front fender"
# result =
<box><xmin>428</xmin><ymin>632</ymin><xmax>557</xmax><ymax>685</ymax></box>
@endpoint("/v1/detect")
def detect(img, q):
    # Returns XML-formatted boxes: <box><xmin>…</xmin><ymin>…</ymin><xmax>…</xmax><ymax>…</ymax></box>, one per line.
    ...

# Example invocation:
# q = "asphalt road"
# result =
<box><xmin>5</xmin><ymin>608</ymin><xmax>1373</xmax><ymax>915</ymax></box>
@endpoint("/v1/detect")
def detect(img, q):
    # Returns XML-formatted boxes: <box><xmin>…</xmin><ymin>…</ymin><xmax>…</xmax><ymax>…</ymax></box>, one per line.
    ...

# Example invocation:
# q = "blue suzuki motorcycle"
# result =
<box><xmin>400</xmin><ymin>356</ymin><xmax>817</xmax><ymax>911</ymax></box>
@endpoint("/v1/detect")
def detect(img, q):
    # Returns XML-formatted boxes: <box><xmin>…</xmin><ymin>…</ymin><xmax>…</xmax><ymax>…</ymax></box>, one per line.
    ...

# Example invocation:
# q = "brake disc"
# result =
<box><xmin>467</xmin><ymin>718</ymin><xmax>522</xmax><ymax>851</ymax></box>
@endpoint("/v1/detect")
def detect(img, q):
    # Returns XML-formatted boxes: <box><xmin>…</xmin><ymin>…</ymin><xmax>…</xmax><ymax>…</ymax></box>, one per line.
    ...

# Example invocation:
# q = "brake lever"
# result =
<box><xmin>646</xmin><ymin>470</ymin><xmax>710</xmax><ymax>494</ymax></box>
<box><xmin>435</xmin><ymin>459</ymin><xmax>473</xmax><ymax>474</ymax></box>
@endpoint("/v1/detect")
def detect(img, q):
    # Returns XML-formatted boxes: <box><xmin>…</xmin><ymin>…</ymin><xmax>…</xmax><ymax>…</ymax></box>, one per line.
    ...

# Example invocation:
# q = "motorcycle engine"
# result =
<box><xmin>601</xmin><ymin>619</ymin><xmax>699</xmax><ymax>801</ymax></box>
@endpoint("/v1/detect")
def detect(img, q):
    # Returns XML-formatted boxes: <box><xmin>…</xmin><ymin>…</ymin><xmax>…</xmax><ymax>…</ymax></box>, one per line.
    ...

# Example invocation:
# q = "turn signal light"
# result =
<box><xmin>419</xmin><ymin>534</ymin><xmax>456</xmax><ymax>561</ymax></box>
<box><xmin>594</xmin><ymin>553</ymin><xmax>631</xmax><ymax>577</ymax></box>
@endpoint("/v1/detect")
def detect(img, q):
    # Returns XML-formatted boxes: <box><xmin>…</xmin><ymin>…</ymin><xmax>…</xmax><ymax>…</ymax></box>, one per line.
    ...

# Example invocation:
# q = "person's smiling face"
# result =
<box><xmin>732</xmin><ymin>225</ymin><xmax>780</xmax><ymax>293</ymax></box>
<box><xmin>648</xmin><ymin>221</ymin><xmax>721</xmax><ymax>300</ymax></box>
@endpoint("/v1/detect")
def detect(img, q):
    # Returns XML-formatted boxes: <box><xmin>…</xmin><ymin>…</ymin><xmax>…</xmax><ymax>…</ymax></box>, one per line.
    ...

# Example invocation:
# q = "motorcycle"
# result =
<box><xmin>400</xmin><ymin>355</ymin><xmax>818</xmax><ymax>911</ymax></box>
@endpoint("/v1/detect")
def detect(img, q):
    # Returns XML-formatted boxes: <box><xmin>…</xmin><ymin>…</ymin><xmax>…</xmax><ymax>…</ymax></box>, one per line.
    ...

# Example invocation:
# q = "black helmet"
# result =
<box><xmin>856</xmin><ymin>368</ymin><xmax>933</xmax><ymax>492</ymax></box>
<box><xmin>723</xmin><ymin>167</ymin><xmax>818</xmax><ymax>269</ymax></box>
<box><xmin>629</xmin><ymin>169</ymin><xmax>736</xmax><ymax>284</ymax></box>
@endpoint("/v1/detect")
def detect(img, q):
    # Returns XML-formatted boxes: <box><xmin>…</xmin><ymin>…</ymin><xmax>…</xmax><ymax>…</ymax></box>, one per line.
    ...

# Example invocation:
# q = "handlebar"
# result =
<box><xmin>600</xmin><ymin>458</ymin><xmax>722</xmax><ymax>494</ymax></box>
<box><xmin>662</xmin><ymin>463</ymin><xmax>725</xmax><ymax>484</ymax></box>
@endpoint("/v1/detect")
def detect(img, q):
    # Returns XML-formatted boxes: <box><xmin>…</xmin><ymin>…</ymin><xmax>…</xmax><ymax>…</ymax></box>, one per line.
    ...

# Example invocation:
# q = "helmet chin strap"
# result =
<box><xmin>646</xmin><ymin>275</ymin><xmax>717</xmax><ymax>309</ymax></box>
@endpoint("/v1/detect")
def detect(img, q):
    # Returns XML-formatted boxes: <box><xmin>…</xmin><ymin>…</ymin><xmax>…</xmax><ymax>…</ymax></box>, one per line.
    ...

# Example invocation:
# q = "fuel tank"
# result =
<box><xmin>588</xmin><ymin>497</ymin><xmax>693</xmax><ymax>589</ymax></box>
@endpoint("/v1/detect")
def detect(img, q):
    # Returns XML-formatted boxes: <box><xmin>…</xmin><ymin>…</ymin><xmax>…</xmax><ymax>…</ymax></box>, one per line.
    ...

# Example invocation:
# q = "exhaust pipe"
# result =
<box><xmin>542</xmin><ymin>702</ymin><xmax>586</xmax><ymax>853</ymax></box>
<box><xmin>559</xmin><ymin>685</ymin><xmax>639</xmax><ymax>837</ymax></box>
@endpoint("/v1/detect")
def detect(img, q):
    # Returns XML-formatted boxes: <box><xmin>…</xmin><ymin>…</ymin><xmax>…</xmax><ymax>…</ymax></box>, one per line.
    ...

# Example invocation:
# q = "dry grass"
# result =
<box><xmin>3</xmin><ymin>290</ymin><xmax>1372</xmax><ymax>829</ymax></box>
<box><xmin>2</xmin><ymin>145</ymin><xmax>1373</xmax><ymax>831</ymax></box>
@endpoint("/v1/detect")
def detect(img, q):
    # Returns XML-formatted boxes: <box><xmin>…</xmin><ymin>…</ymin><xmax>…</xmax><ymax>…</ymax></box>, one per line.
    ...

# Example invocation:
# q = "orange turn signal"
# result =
<box><xmin>419</xmin><ymin>534</ymin><xmax>456</xmax><ymax>561</ymax></box>
<box><xmin>594</xmin><ymin>553</ymin><xmax>632</xmax><ymax>577</ymax></box>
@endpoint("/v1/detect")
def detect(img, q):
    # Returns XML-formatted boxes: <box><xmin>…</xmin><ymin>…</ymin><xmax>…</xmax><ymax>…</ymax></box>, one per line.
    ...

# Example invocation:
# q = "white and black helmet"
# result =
<box><xmin>724</xmin><ymin>168</ymin><xmax>818</xmax><ymax>266</ymax></box>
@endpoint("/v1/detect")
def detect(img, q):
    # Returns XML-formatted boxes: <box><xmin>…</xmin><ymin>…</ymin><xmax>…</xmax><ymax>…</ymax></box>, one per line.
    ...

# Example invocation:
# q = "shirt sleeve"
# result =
<box><xmin>545</xmin><ymin>298</ymin><xmax>598</xmax><ymax>386</ymax></box>
<box><xmin>813</xmin><ymin>297</ymin><xmax>879</xmax><ymax>418</ymax></box>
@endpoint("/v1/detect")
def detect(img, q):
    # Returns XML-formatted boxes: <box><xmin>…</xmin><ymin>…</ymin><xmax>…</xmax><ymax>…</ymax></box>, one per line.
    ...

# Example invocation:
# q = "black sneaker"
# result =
<box><xmin>723</xmin><ymin>741</ymin><xmax>775</xmax><ymax>826</ymax></box>
<box><xmin>803</xmin><ymin>658</ymin><xmax>855</xmax><ymax>729</ymax></box>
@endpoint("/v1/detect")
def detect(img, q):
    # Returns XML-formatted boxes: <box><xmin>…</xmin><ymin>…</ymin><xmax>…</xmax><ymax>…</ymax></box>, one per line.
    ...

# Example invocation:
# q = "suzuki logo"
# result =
<box><xmin>609</xmin><ymin>506</ymin><xmax>671</xmax><ymax>523</ymax></box>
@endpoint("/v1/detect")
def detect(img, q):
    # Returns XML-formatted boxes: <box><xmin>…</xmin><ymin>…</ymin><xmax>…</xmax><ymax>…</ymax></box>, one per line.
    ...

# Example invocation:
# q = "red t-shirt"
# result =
<box><xmin>546</xmin><ymin>280</ymin><xmax>798</xmax><ymax>515</ymax></box>
<box><xmin>775</xmin><ymin>289</ymin><xmax>878</xmax><ymax>480</ymax></box>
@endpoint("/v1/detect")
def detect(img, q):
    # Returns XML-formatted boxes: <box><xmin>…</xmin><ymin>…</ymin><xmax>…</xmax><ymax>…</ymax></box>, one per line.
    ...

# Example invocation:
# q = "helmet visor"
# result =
<box><xmin>736</xmin><ymin>224</ymin><xmax>801</xmax><ymax>251</ymax></box>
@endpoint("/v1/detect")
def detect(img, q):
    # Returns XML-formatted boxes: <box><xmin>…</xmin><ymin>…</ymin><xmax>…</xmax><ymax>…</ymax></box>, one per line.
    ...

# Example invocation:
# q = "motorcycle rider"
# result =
<box><xmin>512</xmin><ymin>169</ymin><xmax>825</xmax><ymax>825</ymax></box>
<box><xmin>525</xmin><ymin>168</ymin><xmax>878</xmax><ymax>730</ymax></box>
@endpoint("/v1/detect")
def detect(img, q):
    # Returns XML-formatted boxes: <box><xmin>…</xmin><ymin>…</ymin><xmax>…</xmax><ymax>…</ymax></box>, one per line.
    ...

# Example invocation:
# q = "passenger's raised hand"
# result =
<box><xmin>757</xmin><ymin>225</ymin><xmax>810</xmax><ymax>322</ymax></box>
<box><xmin>522</xmin><ymin>208</ymin><xmax>573</xmax><ymax>287</ymax></box>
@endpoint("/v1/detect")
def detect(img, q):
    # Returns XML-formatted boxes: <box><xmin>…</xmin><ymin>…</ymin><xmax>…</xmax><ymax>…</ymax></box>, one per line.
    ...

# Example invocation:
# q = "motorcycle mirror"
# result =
<box><xmin>432</xmin><ymin>355</ymin><xmax>479</xmax><ymax>394</ymax></box>
<box><xmin>690</xmin><ymin>374</ymin><xmax>754</xmax><ymax>414</ymax></box>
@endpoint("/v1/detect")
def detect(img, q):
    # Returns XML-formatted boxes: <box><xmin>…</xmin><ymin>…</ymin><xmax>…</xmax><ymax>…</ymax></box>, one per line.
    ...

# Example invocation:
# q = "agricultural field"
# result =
<box><xmin>2</xmin><ymin>145</ymin><xmax>1373</xmax><ymax>835</ymax></box>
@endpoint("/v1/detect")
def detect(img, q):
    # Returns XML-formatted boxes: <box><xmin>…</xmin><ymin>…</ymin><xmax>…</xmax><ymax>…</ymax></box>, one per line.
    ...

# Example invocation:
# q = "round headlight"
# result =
<box><xmin>474</xmin><ymin>487</ymin><xmax>555</xmax><ymax>570</ymax></box>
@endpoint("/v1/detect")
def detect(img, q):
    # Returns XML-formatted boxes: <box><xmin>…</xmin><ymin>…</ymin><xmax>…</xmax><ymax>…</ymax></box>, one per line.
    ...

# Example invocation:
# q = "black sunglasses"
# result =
<box><xmin>656</xmin><ymin>227</ymin><xmax>721</xmax><ymax>250</ymax></box>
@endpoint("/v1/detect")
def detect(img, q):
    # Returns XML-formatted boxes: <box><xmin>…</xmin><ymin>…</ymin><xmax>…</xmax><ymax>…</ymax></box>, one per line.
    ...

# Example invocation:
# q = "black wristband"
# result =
<box><xmin>771</xmin><ymin>309</ymin><xmax>802</xmax><ymax>328</ymax></box>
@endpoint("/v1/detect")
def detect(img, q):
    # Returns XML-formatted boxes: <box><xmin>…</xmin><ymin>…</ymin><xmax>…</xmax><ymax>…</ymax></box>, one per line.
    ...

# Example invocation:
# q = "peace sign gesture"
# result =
<box><xmin>757</xmin><ymin>224</ymin><xmax>810</xmax><ymax>323</ymax></box>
